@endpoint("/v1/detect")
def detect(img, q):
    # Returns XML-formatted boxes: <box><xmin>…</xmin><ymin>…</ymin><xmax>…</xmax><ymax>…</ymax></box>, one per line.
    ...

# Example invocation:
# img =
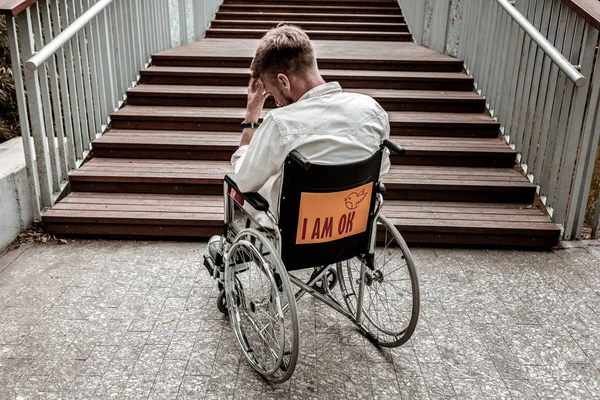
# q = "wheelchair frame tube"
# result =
<box><xmin>356</xmin><ymin>192</ymin><xmax>385</xmax><ymax>324</ymax></box>
<box><xmin>288</xmin><ymin>275</ymin><xmax>354</xmax><ymax>320</ymax></box>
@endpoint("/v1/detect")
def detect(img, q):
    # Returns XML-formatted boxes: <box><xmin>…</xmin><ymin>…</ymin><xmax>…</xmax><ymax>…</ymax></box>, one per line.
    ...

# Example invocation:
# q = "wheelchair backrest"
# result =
<box><xmin>278</xmin><ymin>149</ymin><xmax>383</xmax><ymax>271</ymax></box>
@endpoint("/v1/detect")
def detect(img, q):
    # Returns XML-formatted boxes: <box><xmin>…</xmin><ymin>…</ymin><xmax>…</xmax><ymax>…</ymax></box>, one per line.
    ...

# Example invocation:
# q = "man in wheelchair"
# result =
<box><xmin>203</xmin><ymin>25</ymin><xmax>420</xmax><ymax>384</ymax></box>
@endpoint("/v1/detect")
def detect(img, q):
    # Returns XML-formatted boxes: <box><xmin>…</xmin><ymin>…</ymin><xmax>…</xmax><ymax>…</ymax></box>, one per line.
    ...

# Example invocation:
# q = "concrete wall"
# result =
<box><xmin>419</xmin><ymin>0</ymin><xmax>463</xmax><ymax>57</ymax></box>
<box><xmin>445</xmin><ymin>0</ymin><xmax>463</xmax><ymax>57</ymax></box>
<box><xmin>0</xmin><ymin>138</ymin><xmax>34</xmax><ymax>250</ymax></box>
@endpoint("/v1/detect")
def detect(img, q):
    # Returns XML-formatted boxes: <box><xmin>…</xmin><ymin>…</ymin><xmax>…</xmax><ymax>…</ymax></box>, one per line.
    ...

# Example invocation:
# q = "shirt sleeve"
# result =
<box><xmin>230</xmin><ymin>113</ymin><xmax>288</xmax><ymax>193</ymax></box>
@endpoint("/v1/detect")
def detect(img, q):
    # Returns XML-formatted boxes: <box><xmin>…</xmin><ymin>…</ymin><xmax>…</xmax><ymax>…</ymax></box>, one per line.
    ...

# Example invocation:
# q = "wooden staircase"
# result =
<box><xmin>42</xmin><ymin>0</ymin><xmax>561</xmax><ymax>248</ymax></box>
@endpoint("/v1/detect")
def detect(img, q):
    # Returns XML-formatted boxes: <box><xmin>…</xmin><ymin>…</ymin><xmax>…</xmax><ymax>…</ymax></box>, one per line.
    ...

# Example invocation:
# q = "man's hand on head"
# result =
<box><xmin>246</xmin><ymin>77</ymin><xmax>270</xmax><ymax>123</ymax></box>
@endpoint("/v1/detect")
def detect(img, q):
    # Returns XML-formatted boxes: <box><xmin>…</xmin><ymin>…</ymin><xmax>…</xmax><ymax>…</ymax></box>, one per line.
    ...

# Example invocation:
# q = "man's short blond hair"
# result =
<box><xmin>250</xmin><ymin>25</ymin><xmax>316</xmax><ymax>81</ymax></box>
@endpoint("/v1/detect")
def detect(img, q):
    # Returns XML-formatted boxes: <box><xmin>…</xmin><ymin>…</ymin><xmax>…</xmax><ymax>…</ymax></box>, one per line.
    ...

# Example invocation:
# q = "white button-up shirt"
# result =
<box><xmin>231</xmin><ymin>81</ymin><xmax>391</xmax><ymax>222</ymax></box>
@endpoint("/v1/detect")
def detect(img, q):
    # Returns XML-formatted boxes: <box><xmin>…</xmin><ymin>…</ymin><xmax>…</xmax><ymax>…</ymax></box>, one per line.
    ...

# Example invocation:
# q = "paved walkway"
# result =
<box><xmin>1</xmin><ymin>240</ymin><xmax>600</xmax><ymax>399</ymax></box>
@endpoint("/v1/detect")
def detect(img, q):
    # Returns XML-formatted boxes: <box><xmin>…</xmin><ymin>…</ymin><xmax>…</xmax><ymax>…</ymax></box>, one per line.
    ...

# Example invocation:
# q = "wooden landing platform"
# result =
<box><xmin>42</xmin><ymin>0</ymin><xmax>561</xmax><ymax>248</ymax></box>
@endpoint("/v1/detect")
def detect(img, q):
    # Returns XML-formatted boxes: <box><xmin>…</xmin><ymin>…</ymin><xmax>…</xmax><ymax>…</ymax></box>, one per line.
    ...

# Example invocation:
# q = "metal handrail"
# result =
<box><xmin>25</xmin><ymin>0</ymin><xmax>114</xmax><ymax>71</ymax></box>
<box><xmin>496</xmin><ymin>0</ymin><xmax>586</xmax><ymax>86</ymax></box>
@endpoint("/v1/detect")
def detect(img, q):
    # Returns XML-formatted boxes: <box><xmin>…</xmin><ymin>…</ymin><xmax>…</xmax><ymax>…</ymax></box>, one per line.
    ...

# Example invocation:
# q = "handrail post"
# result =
<box><xmin>6</xmin><ymin>15</ymin><xmax>42</xmax><ymax>221</ymax></box>
<box><xmin>17</xmin><ymin>9</ymin><xmax>54</xmax><ymax>210</ymax></box>
<box><xmin>565</xmin><ymin>25</ymin><xmax>600</xmax><ymax>239</ymax></box>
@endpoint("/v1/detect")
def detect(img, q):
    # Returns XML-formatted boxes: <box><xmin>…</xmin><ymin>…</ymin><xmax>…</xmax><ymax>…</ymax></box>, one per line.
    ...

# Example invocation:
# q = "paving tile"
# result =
<box><xmin>133</xmin><ymin>345</ymin><xmax>169</xmax><ymax>376</ymax></box>
<box><xmin>147</xmin><ymin>359</ymin><xmax>187</xmax><ymax>399</ymax></box>
<box><xmin>67</xmin><ymin>374</ymin><xmax>103</xmax><ymax>399</ymax></box>
<box><xmin>165</xmin><ymin>331</ymin><xmax>197</xmax><ymax>361</ymax></box>
<box><xmin>178</xmin><ymin>375</ymin><xmax>208</xmax><ymax>399</ymax></box>
<box><xmin>43</xmin><ymin>359</ymin><xmax>86</xmax><ymax>392</ymax></box>
<box><xmin>420</xmin><ymin>362</ymin><xmax>456</xmax><ymax>399</ymax></box>
<box><xmin>450</xmin><ymin>378</ymin><xmax>484</xmax><ymax>400</ymax></box>
<box><xmin>504</xmin><ymin>379</ymin><xmax>540</xmax><ymax>399</ymax></box>
<box><xmin>120</xmin><ymin>374</ymin><xmax>156</xmax><ymax>399</ymax></box>
<box><xmin>93</xmin><ymin>358</ymin><xmax>137</xmax><ymax>399</ymax></box>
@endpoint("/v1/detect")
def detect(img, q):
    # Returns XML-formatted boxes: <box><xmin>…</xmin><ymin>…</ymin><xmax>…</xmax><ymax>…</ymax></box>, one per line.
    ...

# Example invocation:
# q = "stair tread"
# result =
<box><xmin>215</xmin><ymin>12</ymin><xmax>405</xmax><ymax>23</ymax></box>
<box><xmin>128</xmin><ymin>84</ymin><xmax>485</xmax><ymax>102</ymax></box>
<box><xmin>217</xmin><ymin>4</ymin><xmax>403</xmax><ymax>13</ymax></box>
<box><xmin>207</xmin><ymin>28</ymin><xmax>411</xmax><ymax>35</ymax></box>
<box><xmin>43</xmin><ymin>193</ymin><xmax>558</xmax><ymax>233</ymax></box>
<box><xmin>141</xmin><ymin>66</ymin><xmax>473</xmax><ymax>81</ymax></box>
<box><xmin>71</xmin><ymin>158</ymin><xmax>533</xmax><ymax>187</ymax></box>
<box><xmin>111</xmin><ymin>106</ymin><xmax>499</xmax><ymax>126</ymax></box>
<box><xmin>95</xmin><ymin>130</ymin><xmax>515</xmax><ymax>154</ymax></box>
<box><xmin>154</xmin><ymin>39</ymin><xmax>461</xmax><ymax>64</ymax></box>
<box><xmin>206</xmin><ymin>28</ymin><xmax>412</xmax><ymax>41</ymax></box>
<box><xmin>212</xmin><ymin>19</ymin><xmax>407</xmax><ymax>28</ymax></box>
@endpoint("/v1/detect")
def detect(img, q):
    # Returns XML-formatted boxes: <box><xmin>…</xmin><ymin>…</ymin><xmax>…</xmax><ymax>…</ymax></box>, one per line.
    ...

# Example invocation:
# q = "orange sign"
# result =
<box><xmin>296</xmin><ymin>182</ymin><xmax>373</xmax><ymax>245</ymax></box>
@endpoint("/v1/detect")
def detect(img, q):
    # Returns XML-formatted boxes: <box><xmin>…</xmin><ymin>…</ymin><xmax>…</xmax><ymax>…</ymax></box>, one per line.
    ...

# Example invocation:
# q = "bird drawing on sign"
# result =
<box><xmin>344</xmin><ymin>189</ymin><xmax>368</xmax><ymax>210</ymax></box>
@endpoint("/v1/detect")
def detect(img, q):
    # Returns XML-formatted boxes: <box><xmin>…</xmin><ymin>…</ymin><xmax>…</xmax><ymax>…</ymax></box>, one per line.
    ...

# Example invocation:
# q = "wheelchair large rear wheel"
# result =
<box><xmin>224</xmin><ymin>228</ymin><xmax>299</xmax><ymax>383</ymax></box>
<box><xmin>337</xmin><ymin>215</ymin><xmax>420</xmax><ymax>347</ymax></box>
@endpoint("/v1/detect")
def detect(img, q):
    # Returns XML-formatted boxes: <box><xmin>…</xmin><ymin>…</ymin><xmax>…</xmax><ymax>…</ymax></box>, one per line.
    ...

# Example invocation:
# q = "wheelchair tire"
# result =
<box><xmin>337</xmin><ymin>214</ymin><xmax>420</xmax><ymax>348</ymax></box>
<box><xmin>217</xmin><ymin>290</ymin><xmax>228</xmax><ymax>315</ymax></box>
<box><xmin>224</xmin><ymin>228</ymin><xmax>299</xmax><ymax>383</ymax></box>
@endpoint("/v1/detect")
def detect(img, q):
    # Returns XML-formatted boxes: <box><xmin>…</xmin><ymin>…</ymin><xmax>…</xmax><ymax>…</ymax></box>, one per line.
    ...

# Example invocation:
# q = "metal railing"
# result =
<box><xmin>4</xmin><ymin>0</ymin><xmax>222</xmax><ymax>221</ymax></box>
<box><xmin>399</xmin><ymin>0</ymin><xmax>600</xmax><ymax>240</ymax></box>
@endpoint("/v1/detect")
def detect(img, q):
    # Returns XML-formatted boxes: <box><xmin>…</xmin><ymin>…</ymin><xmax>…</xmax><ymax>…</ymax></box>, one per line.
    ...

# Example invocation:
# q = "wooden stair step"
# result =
<box><xmin>42</xmin><ymin>192</ymin><xmax>223</xmax><ymax>238</ymax></box>
<box><xmin>93</xmin><ymin>130</ymin><xmax>517</xmax><ymax>167</ymax></box>
<box><xmin>210</xmin><ymin>20</ymin><xmax>409</xmax><ymax>32</ymax></box>
<box><xmin>69</xmin><ymin>158</ymin><xmax>535</xmax><ymax>203</ymax></box>
<box><xmin>126</xmin><ymin>84</ymin><xmax>486</xmax><ymax>113</ymax></box>
<box><xmin>42</xmin><ymin>193</ymin><xmax>560</xmax><ymax>247</ymax></box>
<box><xmin>384</xmin><ymin>201</ymin><xmax>560</xmax><ymax>247</ymax></box>
<box><xmin>223</xmin><ymin>0</ymin><xmax>398</xmax><ymax>7</ymax></box>
<box><xmin>205</xmin><ymin>28</ymin><xmax>412</xmax><ymax>42</ymax></box>
<box><xmin>217</xmin><ymin>4</ymin><xmax>404</xmax><ymax>15</ymax></box>
<box><xmin>215</xmin><ymin>11</ymin><xmax>405</xmax><ymax>23</ymax></box>
<box><xmin>139</xmin><ymin>66</ymin><xmax>475</xmax><ymax>91</ymax></box>
<box><xmin>98</xmin><ymin>131</ymin><xmax>516</xmax><ymax>166</ymax></box>
<box><xmin>152</xmin><ymin>39</ymin><xmax>464</xmax><ymax>72</ymax></box>
<box><xmin>110</xmin><ymin>106</ymin><xmax>500</xmax><ymax>137</ymax></box>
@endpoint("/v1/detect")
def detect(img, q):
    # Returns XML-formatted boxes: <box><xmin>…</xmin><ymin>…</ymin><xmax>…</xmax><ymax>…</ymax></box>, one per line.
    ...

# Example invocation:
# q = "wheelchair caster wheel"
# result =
<box><xmin>217</xmin><ymin>290</ymin><xmax>228</xmax><ymax>315</ymax></box>
<box><xmin>311</xmin><ymin>268</ymin><xmax>337</xmax><ymax>294</ymax></box>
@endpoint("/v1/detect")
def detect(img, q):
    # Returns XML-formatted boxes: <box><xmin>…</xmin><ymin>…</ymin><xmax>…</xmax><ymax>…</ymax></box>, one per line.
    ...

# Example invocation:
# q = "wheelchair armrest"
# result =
<box><xmin>224</xmin><ymin>173</ymin><xmax>270</xmax><ymax>212</ymax></box>
<box><xmin>381</xmin><ymin>139</ymin><xmax>405</xmax><ymax>156</ymax></box>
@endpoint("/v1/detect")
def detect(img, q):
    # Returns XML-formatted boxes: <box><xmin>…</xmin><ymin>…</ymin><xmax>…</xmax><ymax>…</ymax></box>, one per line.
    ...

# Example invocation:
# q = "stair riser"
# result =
<box><xmin>43</xmin><ymin>223</ymin><xmax>221</xmax><ymax>239</ymax></box>
<box><xmin>395</xmin><ymin>231</ymin><xmax>559</xmax><ymax>248</ymax></box>
<box><xmin>126</xmin><ymin>94</ymin><xmax>486</xmax><ymax>113</ymax></box>
<box><xmin>216</xmin><ymin>12</ymin><xmax>405</xmax><ymax>22</ymax></box>
<box><xmin>218</xmin><ymin>5</ymin><xmax>404</xmax><ymax>15</ymax></box>
<box><xmin>70</xmin><ymin>179</ymin><xmax>534</xmax><ymax>203</ymax></box>
<box><xmin>110</xmin><ymin>119</ymin><xmax>501</xmax><ymax>138</ymax></box>
<box><xmin>151</xmin><ymin>57</ymin><xmax>465</xmax><ymax>72</ymax></box>
<box><xmin>42</xmin><ymin>222</ymin><xmax>558</xmax><ymax>248</ymax></box>
<box><xmin>211</xmin><ymin>21</ymin><xmax>409</xmax><ymax>32</ymax></box>
<box><xmin>93</xmin><ymin>147</ymin><xmax>517</xmax><ymax>168</ymax></box>
<box><xmin>139</xmin><ymin>73</ymin><xmax>475</xmax><ymax>91</ymax></box>
<box><xmin>205</xmin><ymin>29</ymin><xmax>412</xmax><ymax>41</ymax></box>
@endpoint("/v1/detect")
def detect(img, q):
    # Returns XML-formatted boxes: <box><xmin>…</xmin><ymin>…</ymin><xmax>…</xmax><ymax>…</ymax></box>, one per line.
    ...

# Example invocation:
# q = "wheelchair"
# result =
<box><xmin>203</xmin><ymin>140</ymin><xmax>420</xmax><ymax>383</ymax></box>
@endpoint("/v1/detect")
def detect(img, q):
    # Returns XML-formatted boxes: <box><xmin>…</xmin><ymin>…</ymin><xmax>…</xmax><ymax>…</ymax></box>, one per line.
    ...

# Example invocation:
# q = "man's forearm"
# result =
<box><xmin>240</xmin><ymin>127</ymin><xmax>257</xmax><ymax>146</ymax></box>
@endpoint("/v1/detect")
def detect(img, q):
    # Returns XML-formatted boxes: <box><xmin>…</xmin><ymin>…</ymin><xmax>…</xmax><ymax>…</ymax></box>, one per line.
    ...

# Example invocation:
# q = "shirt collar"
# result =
<box><xmin>298</xmin><ymin>81</ymin><xmax>342</xmax><ymax>101</ymax></box>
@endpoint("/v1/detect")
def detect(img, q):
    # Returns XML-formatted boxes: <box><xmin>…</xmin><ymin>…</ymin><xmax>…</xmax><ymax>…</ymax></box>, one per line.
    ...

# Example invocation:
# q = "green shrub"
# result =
<box><xmin>0</xmin><ymin>16</ymin><xmax>20</xmax><ymax>144</ymax></box>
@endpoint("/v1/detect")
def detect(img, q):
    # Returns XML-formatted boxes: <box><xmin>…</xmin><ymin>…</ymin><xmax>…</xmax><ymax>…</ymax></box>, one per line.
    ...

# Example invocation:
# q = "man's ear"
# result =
<box><xmin>277</xmin><ymin>73</ymin><xmax>290</xmax><ymax>89</ymax></box>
